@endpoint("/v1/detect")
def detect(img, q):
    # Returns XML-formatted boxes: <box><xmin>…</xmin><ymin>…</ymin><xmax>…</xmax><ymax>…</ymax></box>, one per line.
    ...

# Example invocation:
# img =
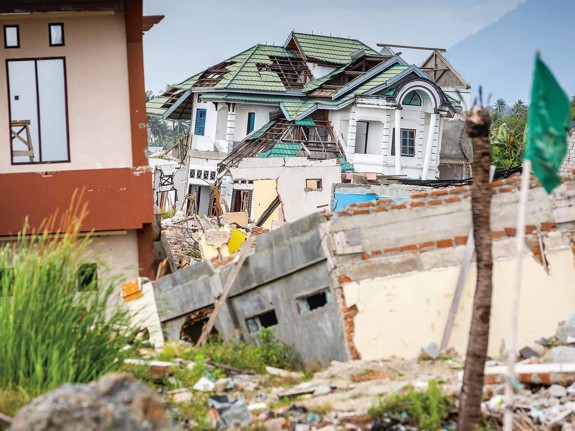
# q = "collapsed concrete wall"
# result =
<box><xmin>153</xmin><ymin>213</ymin><xmax>349</xmax><ymax>364</ymax></box>
<box><xmin>330</xmin><ymin>176</ymin><xmax>575</xmax><ymax>359</ymax></box>
<box><xmin>154</xmin><ymin>173</ymin><xmax>575</xmax><ymax>363</ymax></box>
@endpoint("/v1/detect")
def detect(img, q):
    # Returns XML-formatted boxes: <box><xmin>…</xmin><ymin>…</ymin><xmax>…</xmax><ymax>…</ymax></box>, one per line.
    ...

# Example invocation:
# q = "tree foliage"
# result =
<box><xmin>146</xmin><ymin>89</ymin><xmax>190</xmax><ymax>149</ymax></box>
<box><xmin>490</xmin><ymin>95</ymin><xmax>575</xmax><ymax>169</ymax></box>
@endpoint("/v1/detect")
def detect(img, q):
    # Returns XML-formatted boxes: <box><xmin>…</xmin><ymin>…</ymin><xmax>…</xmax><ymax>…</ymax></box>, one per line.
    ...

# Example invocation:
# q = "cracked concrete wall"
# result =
<box><xmin>230</xmin><ymin>157</ymin><xmax>342</xmax><ymax>224</ymax></box>
<box><xmin>153</xmin><ymin>213</ymin><xmax>348</xmax><ymax>364</ymax></box>
<box><xmin>331</xmin><ymin>177</ymin><xmax>575</xmax><ymax>359</ymax></box>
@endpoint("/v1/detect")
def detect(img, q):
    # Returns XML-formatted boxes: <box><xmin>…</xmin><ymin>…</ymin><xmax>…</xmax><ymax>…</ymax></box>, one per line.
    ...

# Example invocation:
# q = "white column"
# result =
<box><xmin>394</xmin><ymin>108</ymin><xmax>402</xmax><ymax>175</ymax></box>
<box><xmin>346</xmin><ymin>107</ymin><xmax>357</xmax><ymax>162</ymax></box>
<box><xmin>225</xmin><ymin>104</ymin><xmax>236</xmax><ymax>153</ymax></box>
<box><xmin>421</xmin><ymin>112</ymin><xmax>438</xmax><ymax>180</ymax></box>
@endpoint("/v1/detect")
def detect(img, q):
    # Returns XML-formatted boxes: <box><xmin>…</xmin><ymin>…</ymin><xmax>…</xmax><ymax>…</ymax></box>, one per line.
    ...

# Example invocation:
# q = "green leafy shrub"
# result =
<box><xmin>0</xmin><ymin>210</ymin><xmax>135</xmax><ymax>392</ymax></box>
<box><xmin>369</xmin><ymin>380</ymin><xmax>455</xmax><ymax>431</ymax></box>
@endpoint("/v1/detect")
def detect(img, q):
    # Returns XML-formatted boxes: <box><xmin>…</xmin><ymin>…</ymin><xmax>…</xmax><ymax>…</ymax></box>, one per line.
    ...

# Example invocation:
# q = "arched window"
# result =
<box><xmin>402</xmin><ymin>90</ymin><xmax>422</xmax><ymax>106</ymax></box>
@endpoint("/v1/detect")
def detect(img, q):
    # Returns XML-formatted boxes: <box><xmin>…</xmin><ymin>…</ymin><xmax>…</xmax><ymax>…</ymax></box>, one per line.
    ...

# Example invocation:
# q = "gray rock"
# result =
<box><xmin>10</xmin><ymin>373</ymin><xmax>168</xmax><ymax>431</ymax></box>
<box><xmin>556</xmin><ymin>313</ymin><xmax>575</xmax><ymax>341</ymax></box>
<box><xmin>549</xmin><ymin>346</ymin><xmax>575</xmax><ymax>363</ymax></box>
<box><xmin>548</xmin><ymin>384</ymin><xmax>568</xmax><ymax>398</ymax></box>
<box><xmin>419</xmin><ymin>342</ymin><xmax>440</xmax><ymax>360</ymax></box>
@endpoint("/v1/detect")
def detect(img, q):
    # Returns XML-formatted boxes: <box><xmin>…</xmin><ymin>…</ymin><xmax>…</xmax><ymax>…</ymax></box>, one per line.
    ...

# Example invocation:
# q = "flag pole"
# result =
<box><xmin>503</xmin><ymin>159</ymin><xmax>531</xmax><ymax>431</ymax></box>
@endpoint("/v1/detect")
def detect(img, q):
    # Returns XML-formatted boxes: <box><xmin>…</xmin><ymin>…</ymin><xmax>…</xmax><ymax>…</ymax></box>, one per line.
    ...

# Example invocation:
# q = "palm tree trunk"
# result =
<box><xmin>458</xmin><ymin>105</ymin><xmax>493</xmax><ymax>431</ymax></box>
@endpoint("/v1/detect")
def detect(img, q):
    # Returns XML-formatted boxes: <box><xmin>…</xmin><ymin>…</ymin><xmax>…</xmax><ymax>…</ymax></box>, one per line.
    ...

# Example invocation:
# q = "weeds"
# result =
<box><xmin>0</xmin><ymin>202</ymin><xmax>136</xmax><ymax>393</ymax></box>
<box><xmin>369</xmin><ymin>380</ymin><xmax>455</xmax><ymax>431</ymax></box>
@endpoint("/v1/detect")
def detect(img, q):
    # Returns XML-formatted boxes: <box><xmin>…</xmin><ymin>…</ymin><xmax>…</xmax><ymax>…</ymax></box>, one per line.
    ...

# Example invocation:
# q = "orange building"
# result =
<box><xmin>0</xmin><ymin>0</ymin><xmax>161</xmax><ymax>281</ymax></box>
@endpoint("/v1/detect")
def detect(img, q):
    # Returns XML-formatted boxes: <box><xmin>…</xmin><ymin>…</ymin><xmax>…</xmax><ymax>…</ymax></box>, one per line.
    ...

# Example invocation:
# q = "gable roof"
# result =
<box><xmin>420</xmin><ymin>50</ymin><xmax>470</xmax><ymax>89</ymax></box>
<box><xmin>286</xmin><ymin>32</ymin><xmax>380</xmax><ymax>65</ymax></box>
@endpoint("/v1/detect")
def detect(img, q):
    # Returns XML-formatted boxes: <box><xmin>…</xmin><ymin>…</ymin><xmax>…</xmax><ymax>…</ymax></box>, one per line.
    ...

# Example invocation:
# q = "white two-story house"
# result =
<box><xmin>148</xmin><ymin>32</ymin><xmax>467</xmax><ymax>223</ymax></box>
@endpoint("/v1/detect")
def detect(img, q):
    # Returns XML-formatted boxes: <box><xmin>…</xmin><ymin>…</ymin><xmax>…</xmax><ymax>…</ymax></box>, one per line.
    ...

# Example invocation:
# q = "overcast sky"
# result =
<box><xmin>143</xmin><ymin>0</ymin><xmax>523</xmax><ymax>94</ymax></box>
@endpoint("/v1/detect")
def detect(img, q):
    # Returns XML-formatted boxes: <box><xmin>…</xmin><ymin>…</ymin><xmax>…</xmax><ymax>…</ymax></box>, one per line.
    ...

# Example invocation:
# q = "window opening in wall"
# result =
<box><xmin>180</xmin><ymin>307</ymin><xmax>217</xmax><ymax>344</ymax></box>
<box><xmin>231</xmin><ymin>188</ymin><xmax>253</xmax><ymax>213</ymax></box>
<box><xmin>246</xmin><ymin>309</ymin><xmax>278</xmax><ymax>333</ymax></box>
<box><xmin>210</xmin><ymin>171</ymin><xmax>216</xmax><ymax>180</ymax></box>
<box><xmin>402</xmin><ymin>90</ymin><xmax>422</xmax><ymax>106</ymax></box>
<box><xmin>78</xmin><ymin>263</ymin><xmax>97</xmax><ymax>291</ymax></box>
<box><xmin>4</xmin><ymin>25</ymin><xmax>19</xmax><ymax>48</ymax></box>
<box><xmin>49</xmin><ymin>23</ymin><xmax>64</xmax><ymax>47</ymax></box>
<box><xmin>8</xmin><ymin>58</ymin><xmax>69</xmax><ymax>164</ymax></box>
<box><xmin>194</xmin><ymin>108</ymin><xmax>207</xmax><ymax>136</ymax></box>
<box><xmin>391</xmin><ymin>128</ymin><xmax>416</xmax><ymax>157</ymax></box>
<box><xmin>190</xmin><ymin>169</ymin><xmax>196</xmax><ymax>178</ymax></box>
<box><xmin>203</xmin><ymin>170</ymin><xmax>210</xmax><ymax>180</ymax></box>
<box><xmin>401</xmin><ymin>129</ymin><xmax>416</xmax><ymax>157</ymax></box>
<box><xmin>246</xmin><ymin>112</ymin><xmax>256</xmax><ymax>134</ymax></box>
<box><xmin>297</xmin><ymin>289</ymin><xmax>330</xmax><ymax>314</ymax></box>
<box><xmin>306</xmin><ymin>179</ymin><xmax>322</xmax><ymax>190</ymax></box>
<box><xmin>355</xmin><ymin>121</ymin><xmax>369</xmax><ymax>154</ymax></box>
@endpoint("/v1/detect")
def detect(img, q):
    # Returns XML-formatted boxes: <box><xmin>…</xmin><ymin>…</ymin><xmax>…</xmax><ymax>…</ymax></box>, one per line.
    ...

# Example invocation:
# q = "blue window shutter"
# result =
<box><xmin>194</xmin><ymin>108</ymin><xmax>207</xmax><ymax>136</ymax></box>
<box><xmin>247</xmin><ymin>112</ymin><xmax>256</xmax><ymax>134</ymax></box>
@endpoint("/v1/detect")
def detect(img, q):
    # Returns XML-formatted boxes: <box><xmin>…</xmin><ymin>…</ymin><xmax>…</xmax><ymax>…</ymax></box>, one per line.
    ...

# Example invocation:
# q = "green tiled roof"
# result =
<box><xmin>146</xmin><ymin>96</ymin><xmax>170</xmax><ymax>116</ymax></box>
<box><xmin>303</xmin><ymin>64</ymin><xmax>348</xmax><ymax>92</ymax></box>
<box><xmin>256</xmin><ymin>142</ymin><xmax>303</xmax><ymax>158</ymax></box>
<box><xmin>339</xmin><ymin>156</ymin><xmax>354</xmax><ymax>173</ymax></box>
<box><xmin>291</xmin><ymin>32</ymin><xmax>380</xmax><ymax>65</ymax></box>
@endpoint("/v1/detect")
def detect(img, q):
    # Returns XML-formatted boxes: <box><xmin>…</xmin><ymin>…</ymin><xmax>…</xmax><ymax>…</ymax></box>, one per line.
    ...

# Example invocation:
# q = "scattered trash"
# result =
<box><xmin>208</xmin><ymin>395</ymin><xmax>251</xmax><ymax>429</ymax></box>
<box><xmin>193</xmin><ymin>376</ymin><xmax>216</xmax><ymax>392</ymax></box>
<box><xmin>418</xmin><ymin>342</ymin><xmax>440</xmax><ymax>360</ymax></box>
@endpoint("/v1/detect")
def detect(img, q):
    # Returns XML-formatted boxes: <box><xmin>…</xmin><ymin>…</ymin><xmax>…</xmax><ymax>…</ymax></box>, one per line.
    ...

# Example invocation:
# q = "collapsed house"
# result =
<box><xmin>151</xmin><ymin>174</ymin><xmax>575</xmax><ymax>364</ymax></box>
<box><xmin>147</xmin><ymin>32</ymin><xmax>471</xmax><ymax>225</ymax></box>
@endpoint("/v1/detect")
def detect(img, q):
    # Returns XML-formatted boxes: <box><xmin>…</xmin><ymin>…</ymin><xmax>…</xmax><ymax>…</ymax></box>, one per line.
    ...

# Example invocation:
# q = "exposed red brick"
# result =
<box><xmin>410</xmin><ymin>192</ymin><xmax>429</xmax><ymax>199</ymax></box>
<box><xmin>431</xmin><ymin>189</ymin><xmax>448</xmax><ymax>196</ymax></box>
<box><xmin>383</xmin><ymin>247</ymin><xmax>402</xmax><ymax>254</ymax></box>
<box><xmin>505</xmin><ymin>177</ymin><xmax>522</xmax><ymax>184</ymax></box>
<box><xmin>490</xmin><ymin>180</ymin><xmax>504</xmax><ymax>187</ymax></box>
<box><xmin>437</xmin><ymin>239</ymin><xmax>454</xmax><ymax>248</ymax></box>
<box><xmin>377</xmin><ymin>199</ymin><xmax>393</xmax><ymax>205</ymax></box>
<box><xmin>361</xmin><ymin>253</ymin><xmax>370</xmax><ymax>260</ymax></box>
<box><xmin>492</xmin><ymin>231</ymin><xmax>506</xmax><ymax>239</ymax></box>
<box><xmin>449</xmin><ymin>186</ymin><xmax>468</xmax><ymax>195</ymax></box>
<box><xmin>391</xmin><ymin>204</ymin><xmax>407</xmax><ymax>210</ymax></box>
<box><xmin>372</xmin><ymin>206</ymin><xmax>387</xmax><ymax>213</ymax></box>
<box><xmin>541</xmin><ymin>222</ymin><xmax>556</xmax><ymax>231</ymax></box>
<box><xmin>419</xmin><ymin>241</ymin><xmax>435</xmax><ymax>249</ymax></box>
<box><xmin>372</xmin><ymin>250</ymin><xmax>383</xmax><ymax>256</ymax></box>
<box><xmin>498</xmin><ymin>187</ymin><xmax>514</xmax><ymax>194</ymax></box>
<box><xmin>445</xmin><ymin>197</ymin><xmax>461</xmax><ymax>204</ymax></box>
<box><xmin>410</xmin><ymin>201</ymin><xmax>425</xmax><ymax>208</ymax></box>
<box><xmin>428</xmin><ymin>199</ymin><xmax>443</xmax><ymax>206</ymax></box>
<box><xmin>454</xmin><ymin>236</ymin><xmax>468</xmax><ymax>245</ymax></box>
<box><xmin>400</xmin><ymin>244</ymin><xmax>418</xmax><ymax>252</ymax></box>
<box><xmin>358</xmin><ymin>201</ymin><xmax>375</xmax><ymax>208</ymax></box>
<box><xmin>338</xmin><ymin>276</ymin><xmax>352</xmax><ymax>284</ymax></box>
<box><xmin>525</xmin><ymin>225</ymin><xmax>537</xmax><ymax>233</ymax></box>
<box><xmin>353</xmin><ymin>209</ymin><xmax>370</xmax><ymax>215</ymax></box>
<box><xmin>504</xmin><ymin>227</ymin><xmax>517</xmax><ymax>237</ymax></box>
<box><xmin>338</xmin><ymin>211</ymin><xmax>352</xmax><ymax>217</ymax></box>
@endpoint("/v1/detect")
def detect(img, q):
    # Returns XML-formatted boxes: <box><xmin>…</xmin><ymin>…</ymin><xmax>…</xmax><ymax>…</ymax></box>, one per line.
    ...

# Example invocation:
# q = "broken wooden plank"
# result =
<box><xmin>196</xmin><ymin>236</ymin><xmax>256</xmax><ymax>347</ymax></box>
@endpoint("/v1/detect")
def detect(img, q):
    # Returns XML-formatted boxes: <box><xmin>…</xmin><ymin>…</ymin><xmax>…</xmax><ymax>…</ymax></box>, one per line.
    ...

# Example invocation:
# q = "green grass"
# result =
<box><xmin>0</xmin><ymin>208</ymin><xmax>136</xmax><ymax>394</ymax></box>
<box><xmin>369</xmin><ymin>380</ymin><xmax>455</xmax><ymax>431</ymax></box>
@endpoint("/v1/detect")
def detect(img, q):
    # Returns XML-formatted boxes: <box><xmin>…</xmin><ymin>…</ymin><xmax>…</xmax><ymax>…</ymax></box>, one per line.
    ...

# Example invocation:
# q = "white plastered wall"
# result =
<box><xmin>0</xmin><ymin>12</ymin><xmax>133</xmax><ymax>173</ymax></box>
<box><xmin>230</xmin><ymin>158</ymin><xmax>342</xmax><ymax>223</ymax></box>
<box><xmin>345</xmin><ymin>246</ymin><xmax>575</xmax><ymax>360</ymax></box>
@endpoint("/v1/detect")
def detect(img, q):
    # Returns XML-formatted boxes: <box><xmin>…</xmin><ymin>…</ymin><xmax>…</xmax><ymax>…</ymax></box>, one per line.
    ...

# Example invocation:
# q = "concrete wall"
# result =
<box><xmin>561</xmin><ymin>127</ymin><xmax>575</xmax><ymax>175</ymax></box>
<box><xmin>233</xmin><ymin>105</ymin><xmax>276</xmax><ymax>142</ymax></box>
<box><xmin>330</xmin><ymin>176</ymin><xmax>575</xmax><ymax>360</ymax></box>
<box><xmin>230</xmin><ymin>158</ymin><xmax>342</xmax><ymax>224</ymax></box>
<box><xmin>154</xmin><ymin>213</ymin><xmax>349</xmax><ymax>364</ymax></box>
<box><xmin>87</xmin><ymin>230</ymin><xmax>140</xmax><ymax>286</ymax></box>
<box><xmin>0</xmin><ymin>12</ymin><xmax>132</xmax><ymax>173</ymax></box>
<box><xmin>253</xmin><ymin>179</ymin><xmax>280</xmax><ymax>230</ymax></box>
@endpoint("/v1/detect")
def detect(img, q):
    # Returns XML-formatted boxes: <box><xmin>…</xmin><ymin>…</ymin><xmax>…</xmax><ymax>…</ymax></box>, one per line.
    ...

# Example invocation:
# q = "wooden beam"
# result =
<box><xmin>377</xmin><ymin>43</ymin><xmax>446</xmax><ymax>52</ymax></box>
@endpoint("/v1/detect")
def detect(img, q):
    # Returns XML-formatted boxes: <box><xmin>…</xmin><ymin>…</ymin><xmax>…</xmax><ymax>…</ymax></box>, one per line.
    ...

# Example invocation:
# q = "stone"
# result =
<box><xmin>419</xmin><ymin>342</ymin><xmax>440</xmax><ymax>360</ymax></box>
<box><xmin>264</xmin><ymin>417</ymin><xmax>287</xmax><ymax>431</ymax></box>
<box><xmin>168</xmin><ymin>388</ymin><xmax>192</xmax><ymax>404</ymax></box>
<box><xmin>266</xmin><ymin>366</ymin><xmax>304</xmax><ymax>380</ymax></box>
<box><xmin>549</xmin><ymin>346</ymin><xmax>575</xmax><ymax>363</ymax></box>
<box><xmin>556</xmin><ymin>313</ymin><xmax>575</xmax><ymax>341</ymax></box>
<box><xmin>519</xmin><ymin>346</ymin><xmax>540</xmax><ymax>359</ymax></box>
<box><xmin>548</xmin><ymin>384</ymin><xmax>568</xmax><ymax>398</ymax></box>
<box><xmin>9</xmin><ymin>373</ymin><xmax>167</xmax><ymax>431</ymax></box>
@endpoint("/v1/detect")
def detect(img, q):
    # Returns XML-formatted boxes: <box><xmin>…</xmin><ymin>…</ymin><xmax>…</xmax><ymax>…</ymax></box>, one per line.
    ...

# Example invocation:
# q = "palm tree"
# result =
<box><xmin>512</xmin><ymin>99</ymin><xmax>527</xmax><ymax>114</ymax></box>
<box><xmin>458</xmin><ymin>105</ymin><xmax>494</xmax><ymax>431</ymax></box>
<box><xmin>494</xmin><ymin>98</ymin><xmax>506</xmax><ymax>115</ymax></box>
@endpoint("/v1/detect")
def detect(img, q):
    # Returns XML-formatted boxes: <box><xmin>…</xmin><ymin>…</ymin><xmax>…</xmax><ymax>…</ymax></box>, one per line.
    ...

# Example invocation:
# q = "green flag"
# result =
<box><xmin>525</xmin><ymin>55</ymin><xmax>571</xmax><ymax>193</ymax></box>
